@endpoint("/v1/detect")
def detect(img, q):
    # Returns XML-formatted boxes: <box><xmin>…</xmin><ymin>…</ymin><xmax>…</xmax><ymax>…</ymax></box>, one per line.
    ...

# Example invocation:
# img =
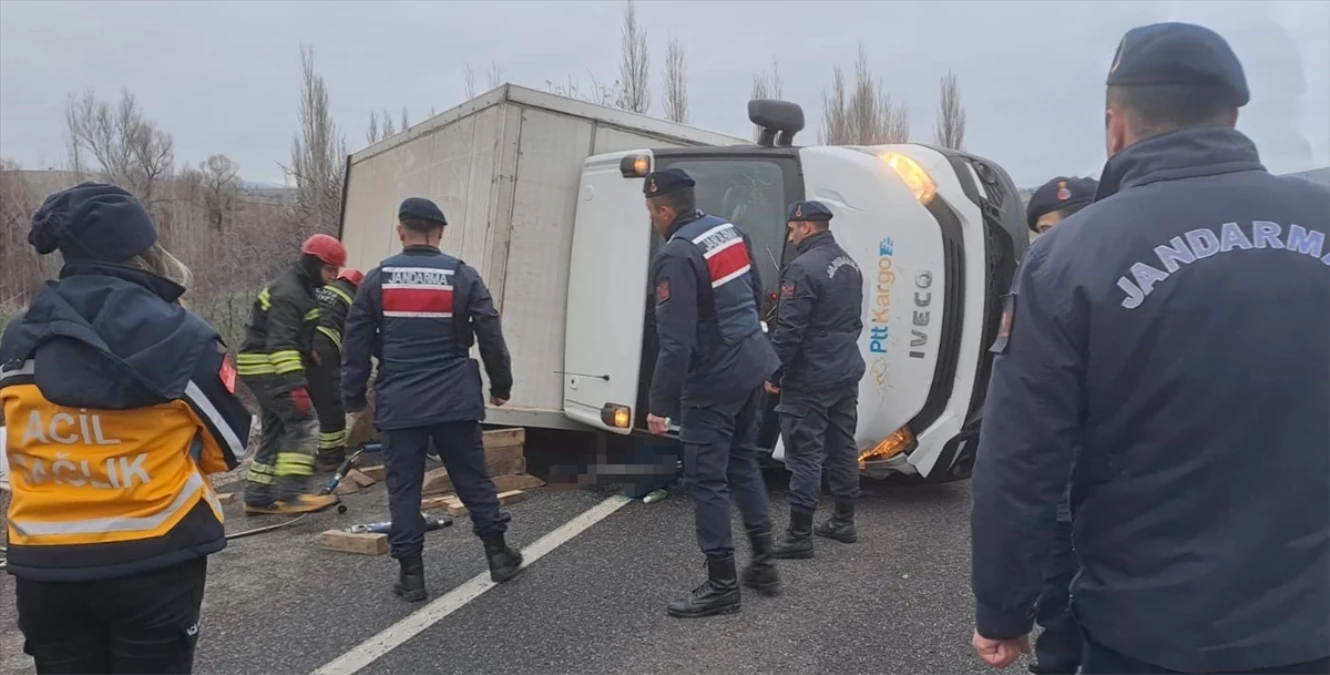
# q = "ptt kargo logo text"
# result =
<box><xmin>868</xmin><ymin>238</ymin><xmax>896</xmax><ymax>354</ymax></box>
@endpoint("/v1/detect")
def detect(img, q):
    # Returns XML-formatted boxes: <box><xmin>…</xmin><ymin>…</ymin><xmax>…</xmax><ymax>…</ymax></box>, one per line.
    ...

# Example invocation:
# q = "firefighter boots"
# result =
<box><xmin>316</xmin><ymin>447</ymin><xmax>347</xmax><ymax>473</ymax></box>
<box><xmin>773</xmin><ymin>510</ymin><xmax>815</xmax><ymax>559</ymax></box>
<box><xmin>245</xmin><ymin>493</ymin><xmax>339</xmax><ymax>516</ymax></box>
<box><xmin>740</xmin><ymin>533</ymin><xmax>781</xmax><ymax>596</ymax></box>
<box><xmin>814</xmin><ymin>500</ymin><xmax>858</xmax><ymax>543</ymax></box>
<box><xmin>393</xmin><ymin>554</ymin><xmax>428</xmax><ymax>603</ymax></box>
<box><xmin>482</xmin><ymin>534</ymin><xmax>524</xmax><ymax>583</ymax></box>
<box><xmin>667</xmin><ymin>556</ymin><xmax>741</xmax><ymax>618</ymax></box>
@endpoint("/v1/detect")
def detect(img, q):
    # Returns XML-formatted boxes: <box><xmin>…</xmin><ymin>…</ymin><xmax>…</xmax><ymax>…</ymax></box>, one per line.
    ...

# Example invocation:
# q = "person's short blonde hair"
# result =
<box><xmin>130</xmin><ymin>243</ymin><xmax>194</xmax><ymax>306</ymax></box>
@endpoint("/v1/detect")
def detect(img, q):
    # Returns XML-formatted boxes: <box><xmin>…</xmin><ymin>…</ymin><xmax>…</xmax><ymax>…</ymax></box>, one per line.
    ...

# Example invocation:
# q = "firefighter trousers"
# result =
<box><xmin>242</xmin><ymin>374</ymin><xmax>319</xmax><ymax>504</ymax></box>
<box><xmin>17</xmin><ymin>557</ymin><xmax>207</xmax><ymax>674</ymax></box>
<box><xmin>307</xmin><ymin>335</ymin><xmax>346</xmax><ymax>460</ymax></box>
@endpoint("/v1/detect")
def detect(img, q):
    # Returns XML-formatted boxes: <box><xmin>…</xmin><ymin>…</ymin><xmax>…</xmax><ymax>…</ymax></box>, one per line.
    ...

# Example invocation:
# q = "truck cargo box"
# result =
<box><xmin>338</xmin><ymin>84</ymin><xmax>747</xmax><ymax>430</ymax></box>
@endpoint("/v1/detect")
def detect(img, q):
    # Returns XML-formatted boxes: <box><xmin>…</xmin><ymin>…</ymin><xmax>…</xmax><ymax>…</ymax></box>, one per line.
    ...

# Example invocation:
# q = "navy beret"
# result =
<box><xmin>28</xmin><ymin>182</ymin><xmax>157</xmax><ymax>263</ymax></box>
<box><xmin>643</xmin><ymin>168</ymin><xmax>695</xmax><ymax>197</ymax></box>
<box><xmin>398</xmin><ymin>197</ymin><xmax>447</xmax><ymax>226</ymax></box>
<box><xmin>786</xmin><ymin>200</ymin><xmax>833</xmax><ymax>223</ymax></box>
<box><xmin>1026</xmin><ymin>176</ymin><xmax>1098</xmax><ymax>231</ymax></box>
<box><xmin>1107</xmin><ymin>22</ymin><xmax>1249</xmax><ymax>107</ymax></box>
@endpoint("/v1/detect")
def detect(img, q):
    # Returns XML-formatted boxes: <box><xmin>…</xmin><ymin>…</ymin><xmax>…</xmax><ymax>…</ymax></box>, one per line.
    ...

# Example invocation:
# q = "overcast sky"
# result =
<box><xmin>1</xmin><ymin>0</ymin><xmax>1327</xmax><ymax>188</ymax></box>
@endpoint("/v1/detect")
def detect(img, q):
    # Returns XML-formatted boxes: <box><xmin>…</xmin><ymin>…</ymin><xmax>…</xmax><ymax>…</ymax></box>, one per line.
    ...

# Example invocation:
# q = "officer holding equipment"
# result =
<box><xmin>643</xmin><ymin>168</ymin><xmax>781</xmax><ymax>618</ymax></box>
<box><xmin>970</xmin><ymin>22</ymin><xmax>1330</xmax><ymax>674</ymax></box>
<box><xmin>1</xmin><ymin>183</ymin><xmax>251</xmax><ymax>674</ymax></box>
<box><xmin>765</xmin><ymin>200</ymin><xmax>865</xmax><ymax>560</ymax></box>
<box><xmin>310</xmin><ymin>267</ymin><xmax>363</xmax><ymax>472</ymax></box>
<box><xmin>1025</xmin><ymin>176</ymin><xmax>1098</xmax><ymax>237</ymax></box>
<box><xmin>342</xmin><ymin>197</ymin><xmax>521</xmax><ymax>603</ymax></box>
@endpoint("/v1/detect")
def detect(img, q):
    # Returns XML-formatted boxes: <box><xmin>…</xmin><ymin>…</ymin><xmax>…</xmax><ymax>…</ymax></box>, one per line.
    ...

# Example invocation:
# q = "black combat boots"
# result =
<box><xmin>741</xmin><ymin>533</ymin><xmax>781</xmax><ymax>596</ymax></box>
<box><xmin>773</xmin><ymin>510</ymin><xmax>815</xmax><ymax>559</ymax></box>
<box><xmin>667</xmin><ymin>556</ymin><xmax>741</xmax><ymax>618</ymax></box>
<box><xmin>482</xmin><ymin>534</ymin><xmax>524</xmax><ymax>583</ymax></box>
<box><xmin>814</xmin><ymin>500</ymin><xmax>858</xmax><ymax>543</ymax></box>
<box><xmin>393</xmin><ymin>554</ymin><xmax>428</xmax><ymax>603</ymax></box>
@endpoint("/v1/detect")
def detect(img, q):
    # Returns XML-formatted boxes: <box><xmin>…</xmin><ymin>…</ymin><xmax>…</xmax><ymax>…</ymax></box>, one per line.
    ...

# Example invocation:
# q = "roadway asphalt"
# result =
<box><xmin>0</xmin><ymin>450</ymin><xmax>997</xmax><ymax>675</ymax></box>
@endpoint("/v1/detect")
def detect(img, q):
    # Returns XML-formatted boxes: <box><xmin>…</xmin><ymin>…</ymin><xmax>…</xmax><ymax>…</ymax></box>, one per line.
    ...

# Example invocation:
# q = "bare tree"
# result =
<box><xmin>65</xmin><ymin>88</ymin><xmax>175</xmax><ymax>204</ymax></box>
<box><xmin>661</xmin><ymin>37</ymin><xmax>689</xmax><ymax>123</ymax></box>
<box><xmin>934</xmin><ymin>71</ymin><xmax>966</xmax><ymax>150</ymax></box>
<box><xmin>487</xmin><ymin>61</ymin><xmax>503</xmax><ymax>89</ymax></box>
<box><xmin>464</xmin><ymin>63</ymin><xmax>477</xmax><ymax>99</ymax></box>
<box><xmin>199</xmin><ymin>154</ymin><xmax>240</xmax><ymax>231</ymax></box>
<box><xmin>400</xmin><ymin>107</ymin><xmax>409</xmax><ymax>132</ymax></box>
<box><xmin>547</xmin><ymin>72</ymin><xmax>620</xmax><ymax>106</ymax></box>
<box><xmin>366</xmin><ymin>111</ymin><xmax>381</xmax><ymax>145</ymax></box>
<box><xmin>820</xmin><ymin>43</ymin><xmax>909</xmax><ymax>145</ymax></box>
<box><xmin>749</xmin><ymin>61</ymin><xmax>784</xmax><ymax>140</ymax></box>
<box><xmin>381</xmin><ymin>110</ymin><xmax>396</xmax><ymax>138</ymax></box>
<box><xmin>284</xmin><ymin>44</ymin><xmax>346</xmax><ymax>236</ymax></box>
<box><xmin>616</xmin><ymin>0</ymin><xmax>651</xmax><ymax>113</ymax></box>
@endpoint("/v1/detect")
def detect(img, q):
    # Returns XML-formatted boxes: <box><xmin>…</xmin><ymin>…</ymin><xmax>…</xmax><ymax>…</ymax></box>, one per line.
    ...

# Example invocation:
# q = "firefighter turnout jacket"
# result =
<box><xmin>0</xmin><ymin>263</ymin><xmax>251</xmax><ymax>582</ymax></box>
<box><xmin>237</xmin><ymin>263</ymin><xmax>321</xmax><ymax>388</ymax></box>
<box><xmin>314</xmin><ymin>277</ymin><xmax>357</xmax><ymax>353</ymax></box>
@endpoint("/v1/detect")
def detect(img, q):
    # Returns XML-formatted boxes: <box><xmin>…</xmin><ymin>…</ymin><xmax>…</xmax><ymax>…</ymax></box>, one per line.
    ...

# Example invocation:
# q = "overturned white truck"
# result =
<box><xmin>338</xmin><ymin>84</ymin><xmax>1029</xmax><ymax>483</ymax></box>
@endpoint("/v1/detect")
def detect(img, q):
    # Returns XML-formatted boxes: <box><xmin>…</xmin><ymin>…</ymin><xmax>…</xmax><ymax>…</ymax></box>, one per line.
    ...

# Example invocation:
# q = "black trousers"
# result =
<box><xmin>679</xmin><ymin>385</ymin><xmax>774</xmax><ymax>559</ymax></box>
<box><xmin>383</xmin><ymin>421</ymin><xmax>511</xmax><ymax>558</ymax></box>
<box><xmin>16</xmin><ymin>557</ymin><xmax>208</xmax><ymax>674</ymax></box>
<box><xmin>776</xmin><ymin>385</ymin><xmax>860</xmax><ymax>514</ymax></box>
<box><xmin>1082</xmin><ymin>638</ymin><xmax>1329</xmax><ymax>674</ymax></box>
<box><xmin>307</xmin><ymin>335</ymin><xmax>346</xmax><ymax>456</ymax></box>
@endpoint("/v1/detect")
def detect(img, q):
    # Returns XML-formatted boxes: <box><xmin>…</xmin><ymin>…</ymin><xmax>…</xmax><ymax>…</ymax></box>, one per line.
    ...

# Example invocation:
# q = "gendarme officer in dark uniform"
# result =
<box><xmin>644</xmin><ymin>168</ymin><xmax>781</xmax><ymax>618</ymax></box>
<box><xmin>1026</xmin><ymin>176</ymin><xmax>1098</xmax><ymax>238</ymax></box>
<box><xmin>970</xmin><ymin>22</ymin><xmax>1330</xmax><ymax>675</ymax></box>
<box><xmin>764</xmin><ymin>200</ymin><xmax>865</xmax><ymax>560</ymax></box>
<box><xmin>342</xmin><ymin>197</ymin><xmax>522</xmax><ymax>603</ymax></box>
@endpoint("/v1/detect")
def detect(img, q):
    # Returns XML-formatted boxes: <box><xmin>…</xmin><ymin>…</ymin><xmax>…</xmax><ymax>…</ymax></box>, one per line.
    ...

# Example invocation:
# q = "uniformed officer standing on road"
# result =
<box><xmin>1026</xmin><ymin>176</ymin><xmax>1098</xmax><ymax>238</ymax></box>
<box><xmin>970</xmin><ymin>22</ymin><xmax>1330</xmax><ymax>675</ymax></box>
<box><xmin>644</xmin><ymin>168</ymin><xmax>782</xmax><ymax>618</ymax></box>
<box><xmin>763</xmin><ymin>200</ymin><xmax>866</xmax><ymax>560</ymax></box>
<box><xmin>1021</xmin><ymin>175</ymin><xmax>1097</xmax><ymax>675</ymax></box>
<box><xmin>342</xmin><ymin>198</ymin><xmax>522</xmax><ymax>603</ymax></box>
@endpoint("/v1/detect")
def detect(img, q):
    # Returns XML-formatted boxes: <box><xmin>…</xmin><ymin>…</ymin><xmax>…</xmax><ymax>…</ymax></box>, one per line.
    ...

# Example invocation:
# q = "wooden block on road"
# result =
<box><xmin>215</xmin><ymin>491</ymin><xmax>236</xmax><ymax>505</ymax></box>
<box><xmin>334</xmin><ymin>480</ymin><xmax>360</xmax><ymax>496</ymax></box>
<box><xmin>358</xmin><ymin>465</ymin><xmax>386</xmax><ymax>482</ymax></box>
<box><xmin>346</xmin><ymin>469</ymin><xmax>376</xmax><ymax>488</ymax></box>
<box><xmin>492</xmin><ymin>473</ymin><xmax>545</xmax><ymax>492</ymax></box>
<box><xmin>420</xmin><ymin>495</ymin><xmax>455</xmax><ymax>511</ymax></box>
<box><xmin>421</xmin><ymin>467</ymin><xmax>451</xmax><ymax>494</ymax></box>
<box><xmin>437</xmin><ymin>490</ymin><xmax>529</xmax><ymax>518</ymax></box>
<box><xmin>482</xmin><ymin>427</ymin><xmax>524</xmax><ymax>451</ymax></box>
<box><xmin>420</xmin><ymin>456</ymin><xmax>526</xmax><ymax>496</ymax></box>
<box><xmin>320</xmin><ymin>530</ymin><xmax>388</xmax><ymax>555</ymax></box>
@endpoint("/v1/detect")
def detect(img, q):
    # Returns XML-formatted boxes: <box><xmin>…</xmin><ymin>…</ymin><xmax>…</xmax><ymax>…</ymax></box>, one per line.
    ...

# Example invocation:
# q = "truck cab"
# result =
<box><xmin>562</xmin><ymin>101</ymin><xmax>1028</xmax><ymax>483</ymax></box>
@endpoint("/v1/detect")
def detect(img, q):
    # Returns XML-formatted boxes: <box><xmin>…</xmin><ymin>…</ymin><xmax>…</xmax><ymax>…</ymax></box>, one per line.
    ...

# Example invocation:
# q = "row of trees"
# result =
<box><xmin>0</xmin><ymin>0</ymin><xmax>967</xmax><ymax>343</ymax></box>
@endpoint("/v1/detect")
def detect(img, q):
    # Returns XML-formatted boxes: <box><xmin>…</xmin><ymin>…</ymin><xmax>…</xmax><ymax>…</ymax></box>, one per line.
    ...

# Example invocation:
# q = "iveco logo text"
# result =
<box><xmin>868</xmin><ymin>238</ymin><xmax>896</xmax><ymax>354</ymax></box>
<box><xmin>909</xmin><ymin>270</ymin><xmax>934</xmax><ymax>360</ymax></box>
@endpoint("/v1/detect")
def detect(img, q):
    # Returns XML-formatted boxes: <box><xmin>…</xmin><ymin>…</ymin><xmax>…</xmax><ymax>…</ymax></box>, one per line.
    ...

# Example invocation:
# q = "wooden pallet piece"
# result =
<box><xmin>357</xmin><ymin>465</ymin><xmax>387</xmax><ymax>482</ymax></box>
<box><xmin>420</xmin><ymin>495</ymin><xmax>455</xmax><ymax>511</ymax></box>
<box><xmin>334</xmin><ymin>480</ymin><xmax>360</xmax><ymax>496</ymax></box>
<box><xmin>437</xmin><ymin>490</ymin><xmax>528</xmax><ymax>518</ymax></box>
<box><xmin>216</xmin><ymin>492</ymin><xmax>236</xmax><ymax>506</ymax></box>
<box><xmin>492</xmin><ymin>473</ymin><xmax>545</xmax><ymax>492</ymax></box>
<box><xmin>346</xmin><ymin>469</ymin><xmax>376</xmax><ymax>488</ymax></box>
<box><xmin>420</xmin><ymin>456</ymin><xmax>527</xmax><ymax>496</ymax></box>
<box><xmin>320</xmin><ymin>530</ymin><xmax>388</xmax><ymax>555</ymax></box>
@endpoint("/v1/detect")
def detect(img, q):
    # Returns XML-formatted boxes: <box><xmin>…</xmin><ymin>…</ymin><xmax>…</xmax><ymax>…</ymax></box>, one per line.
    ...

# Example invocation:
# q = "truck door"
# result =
<box><xmin>562</xmin><ymin>150</ymin><xmax>655</xmax><ymax>434</ymax></box>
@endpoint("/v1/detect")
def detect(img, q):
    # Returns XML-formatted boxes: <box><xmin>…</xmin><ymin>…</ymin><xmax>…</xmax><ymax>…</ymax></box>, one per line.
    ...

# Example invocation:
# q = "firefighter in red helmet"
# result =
<box><xmin>236</xmin><ymin>233</ymin><xmax>346</xmax><ymax>514</ymax></box>
<box><xmin>310</xmin><ymin>267</ymin><xmax>364</xmax><ymax>471</ymax></box>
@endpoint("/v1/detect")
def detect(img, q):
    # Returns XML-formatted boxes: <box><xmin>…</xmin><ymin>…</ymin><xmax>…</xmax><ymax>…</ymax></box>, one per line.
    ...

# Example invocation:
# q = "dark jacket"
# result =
<box><xmin>341</xmin><ymin>245</ymin><xmax>512</xmax><ymax>430</ymax></box>
<box><xmin>770</xmin><ymin>230</ymin><xmax>866</xmax><ymax>392</ymax></box>
<box><xmin>971</xmin><ymin>126</ymin><xmax>1330</xmax><ymax>672</ymax></box>
<box><xmin>314</xmin><ymin>277</ymin><xmax>358</xmax><ymax>353</ymax></box>
<box><xmin>0</xmin><ymin>263</ymin><xmax>250</xmax><ymax>582</ymax></box>
<box><xmin>237</xmin><ymin>263</ymin><xmax>321</xmax><ymax>390</ymax></box>
<box><xmin>648</xmin><ymin>210</ymin><xmax>779</xmax><ymax>420</ymax></box>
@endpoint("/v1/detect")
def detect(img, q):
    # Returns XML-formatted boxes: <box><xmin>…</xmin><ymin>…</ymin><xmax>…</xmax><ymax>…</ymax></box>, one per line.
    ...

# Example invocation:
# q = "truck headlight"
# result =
<box><xmin>878</xmin><ymin>152</ymin><xmax>937</xmax><ymax>205</ymax></box>
<box><xmin>858</xmin><ymin>425</ymin><xmax>916</xmax><ymax>468</ymax></box>
<box><xmin>620</xmin><ymin>154</ymin><xmax>651</xmax><ymax>178</ymax></box>
<box><xmin>601</xmin><ymin>403</ymin><xmax>632</xmax><ymax>429</ymax></box>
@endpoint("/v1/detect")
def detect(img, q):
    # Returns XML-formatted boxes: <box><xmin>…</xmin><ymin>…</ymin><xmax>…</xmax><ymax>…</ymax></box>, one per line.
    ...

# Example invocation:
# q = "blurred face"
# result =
<box><xmin>1034</xmin><ymin>211</ymin><xmax>1064</xmax><ymax>235</ymax></box>
<box><xmin>786</xmin><ymin>220</ymin><xmax>816</xmax><ymax>245</ymax></box>
<box><xmin>646</xmin><ymin>197</ymin><xmax>675</xmax><ymax>235</ymax></box>
<box><xmin>320</xmin><ymin>265</ymin><xmax>338</xmax><ymax>284</ymax></box>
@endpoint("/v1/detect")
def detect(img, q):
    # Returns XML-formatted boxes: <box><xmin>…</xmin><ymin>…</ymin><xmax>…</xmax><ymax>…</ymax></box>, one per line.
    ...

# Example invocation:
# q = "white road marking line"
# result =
<box><xmin>311</xmin><ymin>494</ymin><xmax>634</xmax><ymax>675</ymax></box>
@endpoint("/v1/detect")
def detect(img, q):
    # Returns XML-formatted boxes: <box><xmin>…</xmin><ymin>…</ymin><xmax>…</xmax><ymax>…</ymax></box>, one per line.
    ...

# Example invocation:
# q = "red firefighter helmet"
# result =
<box><xmin>302</xmin><ymin>234</ymin><xmax>347</xmax><ymax>267</ymax></box>
<box><xmin>338</xmin><ymin>268</ymin><xmax>364</xmax><ymax>286</ymax></box>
